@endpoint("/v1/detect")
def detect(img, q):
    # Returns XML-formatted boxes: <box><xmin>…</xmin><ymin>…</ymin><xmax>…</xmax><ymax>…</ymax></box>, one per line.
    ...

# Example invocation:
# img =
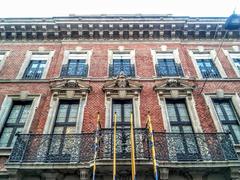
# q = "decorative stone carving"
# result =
<box><xmin>103</xmin><ymin>74</ymin><xmax>142</xmax><ymax>97</ymax></box>
<box><xmin>154</xmin><ymin>79</ymin><xmax>195</xmax><ymax>98</ymax></box>
<box><xmin>50</xmin><ymin>79</ymin><xmax>92</xmax><ymax>98</ymax></box>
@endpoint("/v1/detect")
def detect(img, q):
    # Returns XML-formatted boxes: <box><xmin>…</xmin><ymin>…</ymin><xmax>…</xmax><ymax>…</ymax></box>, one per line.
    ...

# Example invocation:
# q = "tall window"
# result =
<box><xmin>0</xmin><ymin>101</ymin><xmax>31</xmax><ymax>147</ymax></box>
<box><xmin>166</xmin><ymin>99</ymin><xmax>200</xmax><ymax>160</ymax></box>
<box><xmin>61</xmin><ymin>52</ymin><xmax>88</xmax><ymax>77</ymax></box>
<box><xmin>233</xmin><ymin>58</ymin><xmax>240</xmax><ymax>72</ymax></box>
<box><xmin>229</xmin><ymin>53</ymin><xmax>240</xmax><ymax>73</ymax></box>
<box><xmin>22</xmin><ymin>60</ymin><xmax>46</xmax><ymax>79</ymax></box>
<box><xmin>213</xmin><ymin>99</ymin><xmax>240</xmax><ymax>144</ymax></box>
<box><xmin>47</xmin><ymin>100</ymin><xmax>80</xmax><ymax>161</ymax></box>
<box><xmin>52</xmin><ymin>100</ymin><xmax>79</xmax><ymax>134</ymax></box>
<box><xmin>112</xmin><ymin>99</ymin><xmax>133</xmax><ymax>158</ymax></box>
<box><xmin>110</xmin><ymin>53</ymin><xmax>135</xmax><ymax>77</ymax></box>
<box><xmin>197</xmin><ymin>59</ymin><xmax>221</xmax><ymax>78</ymax></box>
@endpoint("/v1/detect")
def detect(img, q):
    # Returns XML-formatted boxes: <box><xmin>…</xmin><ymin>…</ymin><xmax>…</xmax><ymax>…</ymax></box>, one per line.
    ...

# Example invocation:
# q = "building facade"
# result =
<box><xmin>0</xmin><ymin>15</ymin><xmax>239</xmax><ymax>180</ymax></box>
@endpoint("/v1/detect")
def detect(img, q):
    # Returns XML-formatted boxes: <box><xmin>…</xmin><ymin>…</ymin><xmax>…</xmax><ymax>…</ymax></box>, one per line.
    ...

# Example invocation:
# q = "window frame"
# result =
<box><xmin>0</xmin><ymin>51</ymin><xmax>10</xmax><ymax>72</ymax></box>
<box><xmin>17</xmin><ymin>51</ymin><xmax>54</xmax><ymax>80</ymax></box>
<box><xmin>204</xmin><ymin>93</ymin><xmax>240</xmax><ymax>144</ymax></box>
<box><xmin>44</xmin><ymin>96</ymin><xmax>87</xmax><ymax>134</ymax></box>
<box><xmin>151</xmin><ymin>49</ymin><xmax>184</xmax><ymax>78</ymax></box>
<box><xmin>61</xmin><ymin>50</ymin><xmax>92</xmax><ymax>78</ymax></box>
<box><xmin>108</xmin><ymin>49</ymin><xmax>136</xmax><ymax>77</ymax></box>
<box><xmin>189</xmin><ymin>50</ymin><xmax>227</xmax><ymax>79</ymax></box>
<box><xmin>223</xmin><ymin>49</ymin><xmax>240</xmax><ymax>77</ymax></box>
<box><xmin>0</xmin><ymin>94</ymin><xmax>40</xmax><ymax>152</ymax></box>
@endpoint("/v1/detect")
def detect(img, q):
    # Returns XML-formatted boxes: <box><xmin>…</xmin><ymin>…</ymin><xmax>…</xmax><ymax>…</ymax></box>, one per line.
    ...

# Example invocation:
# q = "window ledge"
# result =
<box><xmin>0</xmin><ymin>147</ymin><xmax>12</xmax><ymax>156</ymax></box>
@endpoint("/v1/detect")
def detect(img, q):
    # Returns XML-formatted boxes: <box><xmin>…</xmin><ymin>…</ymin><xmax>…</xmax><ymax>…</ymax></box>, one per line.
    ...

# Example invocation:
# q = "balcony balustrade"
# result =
<box><xmin>60</xmin><ymin>64</ymin><xmax>88</xmax><ymax>78</ymax></box>
<box><xmin>8</xmin><ymin>129</ymin><xmax>238</xmax><ymax>164</ymax></box>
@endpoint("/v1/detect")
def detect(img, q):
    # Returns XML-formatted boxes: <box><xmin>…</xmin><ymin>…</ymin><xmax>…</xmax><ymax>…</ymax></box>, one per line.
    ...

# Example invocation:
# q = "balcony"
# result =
<box><xmin>200</xmin><ymin>67</ymin><xmax>221</xmax><ymax>79</ymax></box>
<box><xmin>60</xmin><ymin>64</ymin><xmax>88</xmax><ymax>78</ymax></box>
<box><xmin>155</xmin><ymin>64</ymin><xmax>184</xmax><ymax>77</ymax></box>
<box><xmin>109</xmin><ymin>64</ymin><xmax>135</xmax><ymax>77</ymax></box>
<box><xmin>8</xmin><ymin>130</ymin><xmax>238</xmax><ymax>164</ymax></box>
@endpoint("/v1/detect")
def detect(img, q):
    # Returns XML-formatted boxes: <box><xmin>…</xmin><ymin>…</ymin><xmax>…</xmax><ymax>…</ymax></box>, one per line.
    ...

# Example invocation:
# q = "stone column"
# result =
<box><xmin>80</xmin><ymin>169</ymin><xmax>89</xmax><ymax>180</ymax></box>
<box><xmin>41</xmin><ymin>173</ymin><xmax>59</xmax><ymax>180</ymax></box>
<box><xmin>159</xmin><ymin>168</ymin><xmax>169</xmax><ymax>180</ymax></box>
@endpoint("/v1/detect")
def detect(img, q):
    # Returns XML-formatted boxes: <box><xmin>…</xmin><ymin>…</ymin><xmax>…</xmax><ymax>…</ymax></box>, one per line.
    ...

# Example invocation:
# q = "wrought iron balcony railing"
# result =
<box><xmin>8</xmin><ymin>130</ymin><xmax>238</xmax><ymax>164</ymax></box>
<box><xmin>200</xmin><ymin>67</ymin><xmax>221</xmax><ymax>78</ymax></box>
<box><xmin>155</xmin><ymin>64</ymin><xmax>184</xmax><ymax>77</ymax></box>
<box><xmin>109</xmin><ymin>64</ymin><xmax>135</xmax><ymax>77</ymax></box>
<box><xmin>60</xmin><ymin>64</ymin><xmax>88</xmax><ymax>78</ymax></box>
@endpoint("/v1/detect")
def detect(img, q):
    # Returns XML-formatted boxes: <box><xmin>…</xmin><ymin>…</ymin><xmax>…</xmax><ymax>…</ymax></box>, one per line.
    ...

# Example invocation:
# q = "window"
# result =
<box><xmin>61</xmin><ymin>52</ymin><xmax>88</xmax><ymax>78</ymax></box>
<box><xmin>228</xmin><ymin>53</ymin><xmax>240</xmax><ymax>76</ymax></box>
<box><xmin>109</xmin><ymin>53</ymin><xmax>135</xmax><ymax>77</ymax></box>
<box><xmin>213</xmin><ymin>99</ymin><xmax>240</xmax><ymax>144</ymax></box>
<box><xmin>52</xmin><ymin>100</ymin><xmax>79</xmax><ymax>134</ymax></box>
<box><xmin>112</xmin><ymin>99</ymin><xmax>133</xmax><ymax>128</ymax></box>
<box><xmin>47</xmin><ymin>100</ymin><xmax>80</xmax><ymax>161</ymax></box>
<box><xmin>166</xmin><ymin>99</ymin><xmax>200</xmax><ymax>160</ymax></box>
<box><xmin>197</xmin><ymin>59</ymin><xmax>221</xmax><ymax>78</ymax></box>
<box><xmin>155</xmin><ymin>53</ymin><xmax>183</xmax><ymax>77</ymax></box>
<box><xmin>17</xmin><ymin>51</ymin><xmax>53</xmax><ymax>80</ymax></box>
<box><xmin>0</xmin><ymin>101</ymin><xmax>31</xmax><ymax>147</ymax></box>
<box><xmin>112</xmin><ymin>99</ymin><xmax>133</xmax><ymax>158</ymax></box>
<box><xmin>22</xmin><ymin>60</ymin><xmax>46</xmax><ymax>79</ymax></box>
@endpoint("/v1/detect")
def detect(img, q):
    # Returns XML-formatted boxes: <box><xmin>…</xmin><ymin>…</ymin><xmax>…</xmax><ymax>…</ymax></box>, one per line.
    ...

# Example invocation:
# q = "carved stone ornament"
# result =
<box><xmin>50</xmin><ymin>79</ymin><xmax>92</xmax><ymax>97</ymax></box>
<box><xmin>103</xmin><ymin>74</ymin><xmax>142</xmax><ymax>97</ymax></box>
<box><xmin>154</xmin><ymin>79</ymin><xmax>195</xmax><ymax>97</ymax></box>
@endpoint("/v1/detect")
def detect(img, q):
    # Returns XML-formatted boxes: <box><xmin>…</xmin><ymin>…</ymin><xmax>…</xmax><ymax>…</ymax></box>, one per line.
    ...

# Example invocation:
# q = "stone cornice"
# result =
<box><xmin>0</xmin><ymin>15</ymin><xmax>239</xmax><ymax>40</ymax></box>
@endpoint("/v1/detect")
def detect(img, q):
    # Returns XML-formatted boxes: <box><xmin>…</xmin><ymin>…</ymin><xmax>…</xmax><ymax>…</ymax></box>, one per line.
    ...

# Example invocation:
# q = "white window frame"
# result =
<box><xmin>0</xmin><ymin>94</ymin><xmax>40</xmax><ymax>153</ymax></box>
<box><xmin>108</xmin><ymin>49</ymin><xmax>136</xmax><ymax>77</ymax></box>
<box><xmin>151</xmin><ymin>49</ymin><xmax>184</xmax><ymax>77</ymax></box>
<box><xmin>105</xmin><ymin>96</ymin><xmax>141</xmax><ymax>128</ymax></box>
<box><xmin>16</xmin><ymin>51</ymin><xmax>54</xmax><ymax>79</ymax></box>
<box><xmin>204</xmin><ymin>93</ymin><xmax>240</xmax><ymax>136</ymax></box>
<box><xmin>43</xmin><ymin>95</ymin><xmax>87</xmax><ymax>134</ymax></box>
<box><xmin>158</xmin><ymin>95</ymin><xmax>202</xmax><ymax>133</ymax></box>
<box><xmin>0</xmin><ymin>51</ymin><xmax>10</xmax><ymax>72</ymax></box>
<box><xmin>188</xmin><ymin>50</ymin><xmax>227</xmax><ymax>79</ymax></box>
<box><xmin>223</xmin><ymin>49</ymin><xmax>240</xmax><ymax>77</ymax></box>
<box><xmin>61</xmin><ymin>50</ymin><xmax>92</xmax><ymax>77</ymax></box>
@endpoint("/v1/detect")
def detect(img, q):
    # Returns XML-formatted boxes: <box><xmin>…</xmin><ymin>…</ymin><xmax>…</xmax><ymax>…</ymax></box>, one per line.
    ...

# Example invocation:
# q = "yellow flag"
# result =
<box><xmin>130</xmin><ymin>113</ymin><xmax>136</xmax><ymax>180</ymax></box>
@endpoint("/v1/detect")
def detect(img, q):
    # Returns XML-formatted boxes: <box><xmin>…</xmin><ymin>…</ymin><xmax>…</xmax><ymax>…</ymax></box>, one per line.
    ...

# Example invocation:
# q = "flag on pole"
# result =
<box><xmin>147</xmin><ymin>113</ymin><xmax>158</xmax><ymax>180</ymax></box>
<box><xmin>113</xmin><ymin>112</ymin><xmax>117</xmax><ymax>180</ymax></box>
<box><xmin>92</xmin><ymin>112</ymin><xmax>101</xmax><ymax>180</ymax></box>
<box><xmin>130</xmin><ymin>112</ymin><xmax>136</xmax><ymax>180</ymax></box>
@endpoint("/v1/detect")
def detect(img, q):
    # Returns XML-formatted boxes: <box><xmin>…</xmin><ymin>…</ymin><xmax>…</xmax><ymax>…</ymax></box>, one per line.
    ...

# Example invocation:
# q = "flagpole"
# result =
<box><xmin>130</xmin><ymin>112</ymin><xmax>136</xmax><ymax>180</ymax></box>
<box><xmin>113</xmin><ymin>112</ymin><xmax>117</xmax><ymax>180</ymax></box>
<box><xmin>92</xmin><ymin>112</ymin><xmax>101</xmax><ymax>180</ymax></box>
<box><xmin>147</xmin><ymin>112</ymin><xmax>158</xmax><ymax>180</ymax></box>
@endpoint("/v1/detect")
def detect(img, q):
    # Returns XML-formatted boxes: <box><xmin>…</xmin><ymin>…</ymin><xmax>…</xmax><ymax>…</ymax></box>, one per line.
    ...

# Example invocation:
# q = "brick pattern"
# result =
<box><xmin>0</xmin><ymin>42</ymin><xmax>239</xmax><ymax>170</ymax></box>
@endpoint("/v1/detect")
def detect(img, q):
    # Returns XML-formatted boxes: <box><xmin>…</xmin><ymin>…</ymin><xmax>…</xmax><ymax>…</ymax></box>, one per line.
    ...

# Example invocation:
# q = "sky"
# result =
<box><xmin>0</xmin><ymin>0</ymin><xmax>240</xmax><ymax>18</ymax></box>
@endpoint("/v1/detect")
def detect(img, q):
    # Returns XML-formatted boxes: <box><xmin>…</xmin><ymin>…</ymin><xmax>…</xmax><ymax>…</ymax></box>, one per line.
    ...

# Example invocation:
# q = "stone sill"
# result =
<box><xmin>0</xmin><ymin>148</ymin><xmax>12</xmax><ymax>156</ymax></box>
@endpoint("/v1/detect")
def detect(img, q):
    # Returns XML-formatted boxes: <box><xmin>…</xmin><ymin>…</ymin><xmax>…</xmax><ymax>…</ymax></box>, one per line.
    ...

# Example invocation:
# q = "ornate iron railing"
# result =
<box><xmin>200</xmin><ymin>67</ymin><xmax>221</xmax><ymax>78</ymax></box>
<box><xmin>154</xmin><ymin>132</ymin><xmax>238</xmax><ymax>161</ymax></box>
<box><xmin>155</xmin><ymin>63</ymin><xmax>184</xmax><ymax>77</ymax></box>
<box><xmin>60</xmin><ymin>64</ymin><xmax>88</xmax><ymax>78</ymax></box>
<box><xmin>8</xmin><ymin>131</ymin><xmax>238</xmax><ymax>164</ymax></box>
<box><xmin>109</xmin><ymin>64</ymin><xmax>135</xmax><ymax>77</ymax></box>
<box><xmin>8</xmin><ymin>133</ymin><xmax>95</xmax><ymax>163</ymax></box>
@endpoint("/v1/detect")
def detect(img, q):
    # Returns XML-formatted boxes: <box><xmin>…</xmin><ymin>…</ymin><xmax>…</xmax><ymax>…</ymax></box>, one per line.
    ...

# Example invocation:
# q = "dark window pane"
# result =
<box><xmin>23</xmin><ymin>60</ymin><xmax>46</xmax><ymax>79</ymax></box>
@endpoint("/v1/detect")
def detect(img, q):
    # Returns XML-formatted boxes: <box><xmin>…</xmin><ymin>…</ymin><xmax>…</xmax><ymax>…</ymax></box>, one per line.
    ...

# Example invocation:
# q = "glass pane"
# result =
<box><xmin>222</xmin><ymin>102</ymin><xmax>238</xmax><ymax>121</ymax></box>
<box><xmin>232</xmin><ymin>125</ymin><xmax>240</xmax><ymax>143</ymax></box>
<box><xmin>214</xmin><ymin>103</ymin><xmax>226</xmax><ymax>121</ymax></box>
<box><xmin>11</xmin><ymin>127</ymin><xmax>23</xmax><ymax>147</ymax></box>
<box><xmin>166</xmin><ymin>103</ymin><xmax>178</xmax><ymax>122</ymax></box>
<box><xmin>171</xmin><ymin>126</ymin><xmax>180</xmax><ymax>133</ymax></box>
<box><xmin>123</xmin><ymin>103</ymin><xmax>132</xmax><ymax>122</ymax></box>
<box><xmin>53</xmin><ymin>127</ymin><xmax>64</xmax><ymax>134</ymax></box>
<box><xmin>176</xmin><ymin>103</ymin><xmax>190</xmax><ymax>122</ymax></box>
<box><xmin>19</xmin><ymin>104</ymin><xmax>31</xmax><ymax>123</ymax></box>
<box><xmin>65</xmin><ymin>126</ymin><xmax>76</xmax><ymax>134</ymax></box>
<box><xmin>68</xmin><ymin>104</ymin><xmax>79</xmax><ymax>122</ymax></box>
<box><xmin>233</xmin><ymin>59</ymin><xmax>240</xmax><ymax>71</ymax></box>
<box><xmin>0</xmin><ymin>128</ymin><xmax>13</xmax><ymax>147</ymax></box>
<box><xmin>7</xmin><ymin>105</ymin><xmax>21</xmax><ymax>123</ymax></box>
<box><xmin>182</xmin><ymin>126</ymin><xmax>194</xmax><ymax>133</ymax></box>
<box><xmin>112</xmin><ymin>104</ymin><xmax>122</xmax><ymax>122</ymax></box>
<box><xmin>56</xmin><ymin>104</ymin><xmax>68</xmax><ymax>122</ymax></box>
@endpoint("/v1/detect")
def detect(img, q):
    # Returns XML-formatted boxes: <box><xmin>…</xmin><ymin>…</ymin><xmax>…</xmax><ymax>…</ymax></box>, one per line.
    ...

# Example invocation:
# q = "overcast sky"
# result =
<box><xmin>1</xmin><ymin>0</ymin><xmax>240</xmax><ymax>18</ymax></box>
